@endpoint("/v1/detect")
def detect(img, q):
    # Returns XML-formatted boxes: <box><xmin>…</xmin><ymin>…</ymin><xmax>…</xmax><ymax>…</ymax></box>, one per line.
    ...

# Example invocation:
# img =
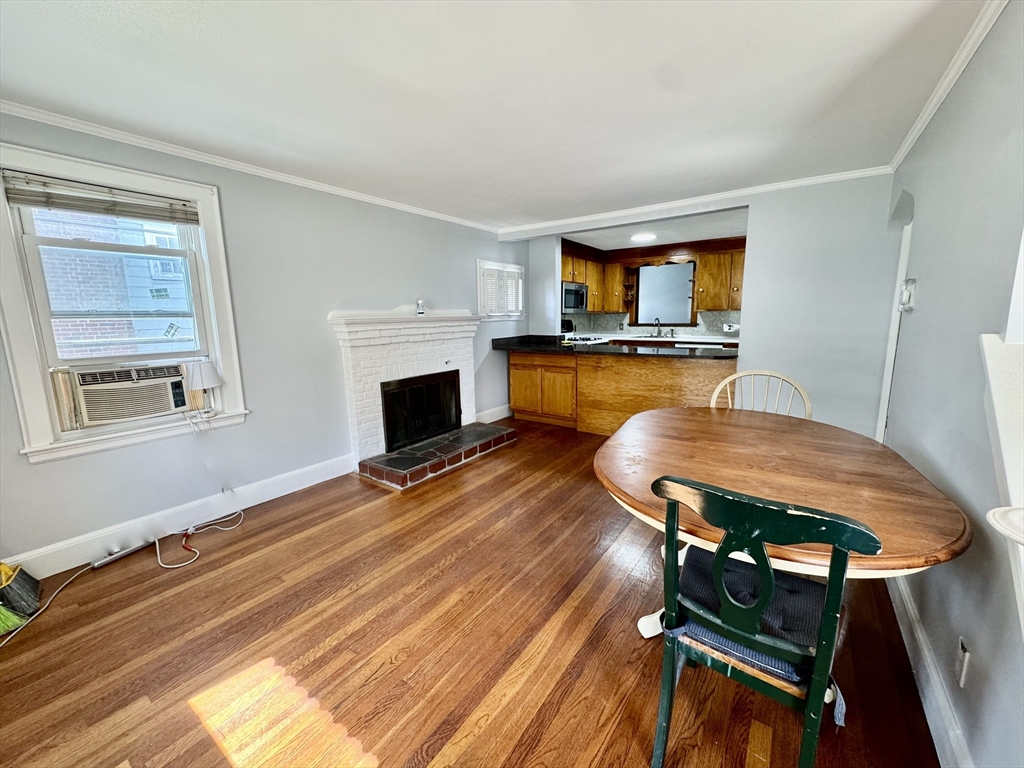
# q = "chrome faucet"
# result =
<box><xmin>654</xmin><ymin>318</ymin><xmax>661</xmax><ymax>337</ymax></box>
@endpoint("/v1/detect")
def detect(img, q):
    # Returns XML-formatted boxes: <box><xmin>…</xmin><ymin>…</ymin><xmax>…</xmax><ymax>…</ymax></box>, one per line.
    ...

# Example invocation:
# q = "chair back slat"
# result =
<box><xmin>711</xmin><ymin>370</ymin><xmax>812</xmax><ymax>419</ymax></box>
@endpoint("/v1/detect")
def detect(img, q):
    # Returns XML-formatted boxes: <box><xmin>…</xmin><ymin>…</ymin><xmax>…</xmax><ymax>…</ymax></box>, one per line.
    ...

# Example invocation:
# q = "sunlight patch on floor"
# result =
<box><xmin>189</xmin><ymin>658</ymin><xmax>378</xmax><ymax>768</ymax></box>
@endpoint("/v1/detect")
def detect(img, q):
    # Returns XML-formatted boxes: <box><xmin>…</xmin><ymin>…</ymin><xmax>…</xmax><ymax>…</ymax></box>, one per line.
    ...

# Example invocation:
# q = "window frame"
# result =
<box><xmin>476</xmin><ymin>259</ymin><xmax>525</xmax><ymax>319</ymax></box>
<box><xmin>0</xmin><ymin>144</ymin><xmax>247</xmax><ymax>463</ymax></box>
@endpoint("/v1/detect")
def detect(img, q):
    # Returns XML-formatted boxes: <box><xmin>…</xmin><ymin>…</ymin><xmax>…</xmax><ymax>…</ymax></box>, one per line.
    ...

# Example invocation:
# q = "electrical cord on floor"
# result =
<box><xmin>1</xmin><ymin>510</ymin><xmax>245</xmax><ymax>649</ymax></box>
<box><xmin>0</xmin><ymin>564</ymin><xmax>92</xmax><ymax>650</ymax></box>
<box><xmin>154</xmin><ymin>510</ymin><xmax>244</xmax><ymax>569</ymax></box>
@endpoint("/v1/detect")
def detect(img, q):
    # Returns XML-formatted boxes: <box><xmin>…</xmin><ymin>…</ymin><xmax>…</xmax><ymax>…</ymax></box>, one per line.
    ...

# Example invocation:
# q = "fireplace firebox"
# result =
<box><xmin>381</xmin><ymin>370</ymin><xmax>461</xmax><ymax>453</ymax></box>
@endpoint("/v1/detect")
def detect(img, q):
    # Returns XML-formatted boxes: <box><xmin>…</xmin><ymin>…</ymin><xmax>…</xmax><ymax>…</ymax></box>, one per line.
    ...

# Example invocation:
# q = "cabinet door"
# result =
<box><xmin>573</xmin><ymin>257</ymin><xmax>588</xmax><ymax>284</ymax></box>
<box><xmin>603</xmin><ymin>263</ymin><xmax>625</xmax><ymax>313</ymax></box>
<box><xmin>541</xmin><ymin>368</ymin><xmax>577</xmax><ymax>418</ymax></box>
<box><xmin>730</xmin><ymin>251</ymin><xmax>744</xmax><ymax>310</ymax></box>
<box><xmin>510</xmin><ymin>366</ymin><xmax>543</xmax><ymax>414</ymax></box>
<box><xmin>695</xmin><ymin>253</ymin><xmax>732</xmax><ymax>311</ymax></box>
<box><xmin>585</xmin><ymin>260</ymin><xmax>603</xmax><ymax>312</ymax></box>
<box><xmin>561</xmin><ymin>254</ymin><xmax>574</xmax><ymax>282</ymax></box>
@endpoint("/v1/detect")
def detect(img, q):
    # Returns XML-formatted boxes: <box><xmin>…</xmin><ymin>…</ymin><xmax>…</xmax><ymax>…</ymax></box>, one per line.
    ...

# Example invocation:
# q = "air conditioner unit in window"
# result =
<box><xmin>72</xmin><ymin>364</ymin><xmax>189</xmax><ymax>427</ymax></box>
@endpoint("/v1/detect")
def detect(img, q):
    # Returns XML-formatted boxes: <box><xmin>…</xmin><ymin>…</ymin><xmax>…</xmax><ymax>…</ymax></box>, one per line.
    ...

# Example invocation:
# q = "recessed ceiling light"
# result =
<box><xmin>631</xmin><ymin>233</ymin><xmax>657</xmax><ymax>243</ymax></box>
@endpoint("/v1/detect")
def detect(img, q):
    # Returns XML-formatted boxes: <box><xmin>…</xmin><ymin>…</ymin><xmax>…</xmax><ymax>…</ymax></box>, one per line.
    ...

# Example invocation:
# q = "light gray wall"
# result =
<box><xmin>528</xmin><ymin>235</ymin><xmax>560</xmax><ymax>335</ymax></box>
<box><xmin>526</xmin><ymin>173</ymin><xmax>897</xmax><ymax>436</ymax></box>
<box><xmin>0</xmin><ymin>113</ymin><xmax>527</xmax><ymax>558</ymax></box>
<box><xmin>740</xmin><ymin>174</ymin><xmax>896</xmax><ymax>436</ymax></box>
<box><xmin>884</xmin><ymin>3</ymin><xmax>1024</xmax><ymax>766</ymax></box>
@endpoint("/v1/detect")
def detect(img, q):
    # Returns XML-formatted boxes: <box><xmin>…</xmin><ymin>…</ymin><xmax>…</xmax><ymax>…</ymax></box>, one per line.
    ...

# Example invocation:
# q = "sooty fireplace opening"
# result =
<box><xmin>381</xmin><ymin>369</ymin><xmax>461</xmax><ymax>453</ymax></box>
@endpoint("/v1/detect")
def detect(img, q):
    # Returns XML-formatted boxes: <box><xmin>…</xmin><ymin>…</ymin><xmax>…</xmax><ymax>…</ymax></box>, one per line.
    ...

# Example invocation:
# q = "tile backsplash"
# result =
<box><xmin>564</xmin><ymin>310</ymin><xmax>740</xmax><ymax>337</ymax></box>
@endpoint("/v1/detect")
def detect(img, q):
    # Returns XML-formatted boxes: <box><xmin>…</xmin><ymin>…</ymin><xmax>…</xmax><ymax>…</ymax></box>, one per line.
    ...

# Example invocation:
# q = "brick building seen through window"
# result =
<box><xmin>32</xmin><ymin>210</ymin><xmax>199</xmax><ymax>360</ymax></box>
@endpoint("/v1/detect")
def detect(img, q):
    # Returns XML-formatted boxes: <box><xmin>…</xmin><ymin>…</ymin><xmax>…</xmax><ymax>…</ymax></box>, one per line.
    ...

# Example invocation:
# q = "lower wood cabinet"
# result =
<box><xmin>508</xmin><ymin>352</ymin><xmax>577</xmax><ymax>427</ymax></box>
<box><xmin>508</xmin><ymin>351</ymin><xmax>737</xmax><ymax>436</ymax></box>
<box><xmin>575</xmin><ymin>355</ymin><xmax>737</xmax><ymax>435</ymax></box>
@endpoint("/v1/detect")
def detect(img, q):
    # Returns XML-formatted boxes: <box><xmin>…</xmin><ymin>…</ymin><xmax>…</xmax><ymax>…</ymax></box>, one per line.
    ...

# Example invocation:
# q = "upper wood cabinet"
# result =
<box><xmin>695</xmin><ymin>251</ymin><xmax>744</xmax><ymax>312</ymax></box>
<box><xmin>730</xmin><ymin>251</ymin><xmax>745</xmax><ymax>310</ymax></box>
<box><xmin>561</xmin><ymin>255</ymin><xmax>588</xmax><ymax>283</ymax></box>
<box><xmin>603</xmin><ymin>262</ymin><xmax>626</xmax><ymax>313</ymax></box>
<box><xmin>585</xmin><ymin>261</ymin><xmax>603</xmax><ymax>312</ymax></box>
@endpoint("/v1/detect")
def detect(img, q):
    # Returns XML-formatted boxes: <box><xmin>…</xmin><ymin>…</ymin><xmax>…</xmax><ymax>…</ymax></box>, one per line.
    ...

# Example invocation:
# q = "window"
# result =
<box><xmin>0</xmin><ymin>144</ymin><xmax>247</xmax><ymax>462</ymax></box>
<box><xmin>14</xmin><ymin>208</ymin><xmax>206</xmax><ymax>363</ymax></box>
<box><xmin>477</xmin><ymin>260</ymin><xmax>524</xmax><ymax>318</ymax></box>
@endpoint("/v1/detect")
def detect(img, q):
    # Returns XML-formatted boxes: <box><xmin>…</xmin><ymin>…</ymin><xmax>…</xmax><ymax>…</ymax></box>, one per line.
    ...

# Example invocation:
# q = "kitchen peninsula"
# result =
<box><xmin>492</xmin><ymin>335</ymin><xmax>738</xmax><ymax>436</ymax></box>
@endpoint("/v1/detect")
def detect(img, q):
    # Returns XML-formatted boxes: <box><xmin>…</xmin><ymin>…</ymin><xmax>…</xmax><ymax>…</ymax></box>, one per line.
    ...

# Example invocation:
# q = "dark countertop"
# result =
<box><xmin>491</xmin><ymin>335</ymin><xmax>739</xmax><ymax>359</ymax></box>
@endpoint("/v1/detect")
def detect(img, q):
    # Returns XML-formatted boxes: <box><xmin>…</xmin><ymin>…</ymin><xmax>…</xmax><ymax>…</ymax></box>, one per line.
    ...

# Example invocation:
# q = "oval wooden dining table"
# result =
<box><xmin>594</xmin><ymin>407</ymin><xmax>972</xmax><ymax>579</ymax></box>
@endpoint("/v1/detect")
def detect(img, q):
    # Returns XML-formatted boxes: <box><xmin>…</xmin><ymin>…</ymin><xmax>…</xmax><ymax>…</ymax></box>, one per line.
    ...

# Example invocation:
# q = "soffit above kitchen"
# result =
<box><xmin>0</xmin><ymin>0</ymin><xmax>993</xmax><ymax>230</ymax></box>
<box><xmin>566</xmin><ymin>209</ymin><xmax>749</xmax><ymax>251</ymax></box>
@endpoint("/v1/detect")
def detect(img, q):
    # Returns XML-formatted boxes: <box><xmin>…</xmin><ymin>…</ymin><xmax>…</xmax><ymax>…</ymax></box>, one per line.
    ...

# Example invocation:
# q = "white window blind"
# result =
<box><xmin>477</xmin><ymin>260</ymin><xmax>524</xmax><ymax>317</ymax></box>
<box><xmin>2</xmin><ymin>169</ymin><xmax>200</xmax><ymax>224</ymax></box>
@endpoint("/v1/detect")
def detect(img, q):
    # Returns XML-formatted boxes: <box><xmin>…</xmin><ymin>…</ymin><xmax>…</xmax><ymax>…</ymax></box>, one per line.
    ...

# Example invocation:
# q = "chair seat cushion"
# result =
<box><xmin>676</xmin><ymin>546</ymin><xmax>826</xmax><ymax>683</ymax></box>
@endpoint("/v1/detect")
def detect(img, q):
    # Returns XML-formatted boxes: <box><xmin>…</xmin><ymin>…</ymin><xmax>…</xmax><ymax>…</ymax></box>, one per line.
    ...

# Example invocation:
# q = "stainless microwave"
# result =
<box><xmin>562</xmin><ymin>281</ymin><xmax>588</xmax><ymax>314</ymax></box>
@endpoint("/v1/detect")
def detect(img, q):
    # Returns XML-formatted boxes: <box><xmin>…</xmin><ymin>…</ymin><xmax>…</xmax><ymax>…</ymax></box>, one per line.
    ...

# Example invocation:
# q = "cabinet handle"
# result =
<box><xmin>699</xmin><ymin>288</ymin><xmax>704</xmax><ymax>292</ymax></box>
<box><xmin>733</xmin><ymin>287</ymin><xmax>739</xmax><ymax>291</ymax></box>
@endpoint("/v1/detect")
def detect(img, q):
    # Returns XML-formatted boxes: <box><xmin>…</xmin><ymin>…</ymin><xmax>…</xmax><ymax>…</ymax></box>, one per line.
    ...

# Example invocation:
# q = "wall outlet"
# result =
<box><xmin>954</xmin><ymin>636</ymin><xmax>971</xmax><ymax>688</ymax></box>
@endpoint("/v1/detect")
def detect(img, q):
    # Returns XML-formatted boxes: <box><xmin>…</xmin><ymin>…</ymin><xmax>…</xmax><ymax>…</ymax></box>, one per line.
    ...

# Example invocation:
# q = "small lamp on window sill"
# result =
<box><xmin>185</xmin><ymin>361</ymin><xmax>224</xmax><ymax>415</ymax></box>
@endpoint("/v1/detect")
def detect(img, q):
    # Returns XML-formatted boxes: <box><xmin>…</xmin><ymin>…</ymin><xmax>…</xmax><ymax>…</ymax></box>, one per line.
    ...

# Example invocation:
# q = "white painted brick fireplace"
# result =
<box><xmin>327</xmin><ymin>307</ymin><xmax>482</xmax><ymax>460</ymax></box>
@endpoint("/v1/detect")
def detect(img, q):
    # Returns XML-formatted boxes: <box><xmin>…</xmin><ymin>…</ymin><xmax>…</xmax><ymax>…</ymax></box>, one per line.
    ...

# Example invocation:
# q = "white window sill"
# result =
<box><xmin>20</xmin><ymin>410</ymin><xmax>248</xmax><ymax>464</ymax></box>
<box><xmin>480</xmin><ymin>315</ymin><xmax>527</xmax><ymax>322</ymax></box>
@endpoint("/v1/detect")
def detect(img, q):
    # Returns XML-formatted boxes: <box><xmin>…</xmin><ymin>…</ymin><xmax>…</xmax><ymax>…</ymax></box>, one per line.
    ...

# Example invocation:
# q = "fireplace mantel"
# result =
<box><xmin>328</xmin><ymin>306</ymin><xmax>482</xmax><ymax>460</ymax></box>
<box><xmin>327</xmin><ymin>306</ymin><xmax>483</xmax><ymax>327</ymax></box>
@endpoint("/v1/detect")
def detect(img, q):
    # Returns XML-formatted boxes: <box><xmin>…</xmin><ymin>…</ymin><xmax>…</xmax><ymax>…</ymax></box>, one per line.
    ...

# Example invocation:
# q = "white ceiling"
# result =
<box><xmin>566</xmin><ymin>209</ymin><xmax>749</xmax><ymax>251</ymax></box>
<box><xmin>0</xmin><ymin>1</ymin><xmax>989</xmax><ymax>230</ymax></box>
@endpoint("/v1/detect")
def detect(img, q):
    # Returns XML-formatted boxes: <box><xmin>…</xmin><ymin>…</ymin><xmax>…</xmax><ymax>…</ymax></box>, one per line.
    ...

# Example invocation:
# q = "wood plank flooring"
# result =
<box><xmin>0</xmin><ymin>419</ymin><xmax>938</xmax><ymax>768</ymax></box>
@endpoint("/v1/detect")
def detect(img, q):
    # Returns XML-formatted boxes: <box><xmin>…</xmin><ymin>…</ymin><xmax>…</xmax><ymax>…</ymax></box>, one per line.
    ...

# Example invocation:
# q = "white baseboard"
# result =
<box><xmin>6</xmin><ymin>453</ymin><xmax>357</xmax><ymax>578</ymax></box>
<box><xmin>887</xmin><ymin>577</ymin><xmax>974</xmax><ymax>767</ymax></box>
<box><xmin>476</xmin><ymin>404</ymin><xmax>511</xmax><ymax>423</ymax></box>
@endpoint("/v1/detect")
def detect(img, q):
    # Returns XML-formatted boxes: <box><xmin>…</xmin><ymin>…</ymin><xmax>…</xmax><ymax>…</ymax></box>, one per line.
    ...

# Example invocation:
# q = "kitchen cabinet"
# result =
<box><xmin>694</xmin><ymin>253</ymin><xmax>732</xmax><ymax>311</ymax></box>
<box><xmin>541</xmin><ymin>368</ymin><xmax>577</xmax><ymax>418</ymax></box>
<box><xmin>509</xmin><ymin>365</ymin><xmax>542</xmax><ymax>414</ymax></box>
<box><xmin>603</xmin><ymin>262</ymin><xmax>626</xmax><ymax>313</ymax></box>
<box><xmin>576</xmin><ymin>355</ymin><xmax>737</xmax><ymax>435</ymax></box>
<box><xmin>695</xmin><ymin>251</ymin><xmax>744</xmax><ymax>312</ymax></box>
<box><xmin>585</xmin><ymin>261</ymin><xmax>603</xmax><ymax>312</ymax></box>
<box><xmin>507</xmin><ymin>350</ymin><xmax>735</xmax><ymax>435</ymax></box>
<box><xmin>730</xmin><ymin>251</ymin><xmax>745</xmax><ymax>310</ymax></box>
<box><xmin>561</xmin><ymin>255</ymin><xmax>588</xmax><ymax>283</ymax></box>
<box><xmin>508</xmin><ymin>352</ymin><xmax>577</xmax><ymax>427</ymax></box>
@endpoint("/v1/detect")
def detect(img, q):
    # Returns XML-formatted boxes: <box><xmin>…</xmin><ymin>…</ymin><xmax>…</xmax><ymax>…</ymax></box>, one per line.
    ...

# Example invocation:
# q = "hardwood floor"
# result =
<box><xmin>0</xmin><ymin>419</ymin><xmax>937</xmax><ymax>768</ymax></box>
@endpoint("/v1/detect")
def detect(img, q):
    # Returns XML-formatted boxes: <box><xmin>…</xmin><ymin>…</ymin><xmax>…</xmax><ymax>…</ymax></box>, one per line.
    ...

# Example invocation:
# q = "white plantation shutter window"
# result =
<box><xmin>505</xmin><ymin>272</ymin><xmax>523</xmax><ymax>315</ymax></box>
<box><xmin>477</xmin><ymin>260</ymin><xmax>525</xmax><ymax>318</ymax></box>
<box><xmin>483</xmin><ymin>266</ymin><xmax>503</xmax><ymax>315</ymax></box>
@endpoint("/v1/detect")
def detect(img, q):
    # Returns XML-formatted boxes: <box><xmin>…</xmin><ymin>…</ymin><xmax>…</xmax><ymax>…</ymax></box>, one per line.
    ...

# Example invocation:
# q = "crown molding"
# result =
<box><xmin>496</xmin><ymin>165</ymin><xmax>893</xmax><ymax>240</ymax></box>
<box><xmin>0</xmin><ymin>100</ymin><xmax>500</xmax><ymax>234</ymax></box>
<box><xmin>890</xmin><ymin>0</ymin><xmax>1009</xmax><ymax>169</ymax></box>
<box><xmin>0</xmin><ymin>100</ymin><xmax>892</xmax><ymax>243</ymax></box>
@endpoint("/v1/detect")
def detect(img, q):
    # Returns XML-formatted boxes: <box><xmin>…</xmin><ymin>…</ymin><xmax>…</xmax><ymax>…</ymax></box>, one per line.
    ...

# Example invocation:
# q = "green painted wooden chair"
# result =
<box><xmin>649</xmin><ymin>476</ymin><xmax>881</xmax><ymax>768</ymax></box>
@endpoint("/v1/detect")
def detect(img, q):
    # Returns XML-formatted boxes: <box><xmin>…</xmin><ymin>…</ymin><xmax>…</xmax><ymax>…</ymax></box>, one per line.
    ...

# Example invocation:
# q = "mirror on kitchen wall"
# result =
<box><xmin>637</xmin><ymin>261</ymin><xmax>694</xmax><ymax>325</ymax></box>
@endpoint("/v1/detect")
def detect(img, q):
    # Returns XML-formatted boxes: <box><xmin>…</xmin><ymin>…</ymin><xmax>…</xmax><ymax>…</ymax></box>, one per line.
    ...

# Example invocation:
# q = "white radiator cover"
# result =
<box><xmin>328</xmin><ymin>307</ymin><xmax>482</xmax><ymax>460</ymax></box>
